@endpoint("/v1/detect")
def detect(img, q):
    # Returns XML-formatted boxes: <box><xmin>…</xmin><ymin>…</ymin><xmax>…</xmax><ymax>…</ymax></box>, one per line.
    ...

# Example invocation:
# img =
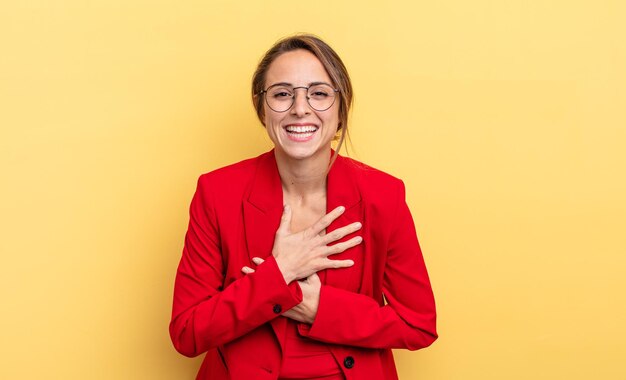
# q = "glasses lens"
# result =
<box><xmin>264</xmin><ymin>84</ymin><xmax>337</xmax><ymax>112</ymax></box>
<box><xmin>266</xmin><ymin>85</ymin><xmax>294</xmax><ymax>112</ymax></box>
<box><xmin>307</xmin><ymin>84</ymin><xmax>336</xmax><ymax>111</ymax></box>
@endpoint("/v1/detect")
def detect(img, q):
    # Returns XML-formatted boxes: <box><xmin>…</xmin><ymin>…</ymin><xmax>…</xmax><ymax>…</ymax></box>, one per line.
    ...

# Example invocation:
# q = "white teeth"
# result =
<box><xmin>285</xmin><ymin>125</ymin><xmax>318</xmax><ymax>133</ymax></box>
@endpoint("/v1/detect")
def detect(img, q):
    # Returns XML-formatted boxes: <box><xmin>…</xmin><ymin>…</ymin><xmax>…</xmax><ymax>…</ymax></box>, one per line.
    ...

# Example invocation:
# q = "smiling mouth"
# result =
<box><xmin>284</xmin><ymin>125</ymin><xmax>319</xmax><ymax>141</ymax></box>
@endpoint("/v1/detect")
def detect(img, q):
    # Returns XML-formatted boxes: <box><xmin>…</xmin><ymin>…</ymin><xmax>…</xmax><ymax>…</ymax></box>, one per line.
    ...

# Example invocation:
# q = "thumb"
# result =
<box><xmin>309</xmin><ymin>272</ymin><xmax>321</xmax><ymax>285</ymax></box>
<box><xmin>277</xmin><ymin>204</ymin><xmax>292</xmax><ymax>234</ymax></box>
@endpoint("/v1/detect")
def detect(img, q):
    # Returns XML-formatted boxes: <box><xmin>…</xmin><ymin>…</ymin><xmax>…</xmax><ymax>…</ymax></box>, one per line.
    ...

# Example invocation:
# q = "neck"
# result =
<box><xmin>274</xmin><ymin>148</ymin><xmax>331</xmax><ymax>200</ymax></box>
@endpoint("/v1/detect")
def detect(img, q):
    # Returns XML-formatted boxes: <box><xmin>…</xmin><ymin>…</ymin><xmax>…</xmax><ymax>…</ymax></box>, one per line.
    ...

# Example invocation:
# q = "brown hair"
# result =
<box><xmin>251</xmin><ymin>34</ymin><xmax>353</xmax><ymax>166</ymax></box>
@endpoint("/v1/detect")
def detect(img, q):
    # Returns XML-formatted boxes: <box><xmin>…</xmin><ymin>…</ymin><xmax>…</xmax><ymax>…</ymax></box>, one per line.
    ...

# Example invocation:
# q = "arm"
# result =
<box><xmin>169</xmin><ymin>176</ymin><xmax>302</xmax><ymax>357</ymax></box>
<box><xmin>298</xmin><ymin>181</ymin><xmax>438</xmax><ymax>350</ymax></box>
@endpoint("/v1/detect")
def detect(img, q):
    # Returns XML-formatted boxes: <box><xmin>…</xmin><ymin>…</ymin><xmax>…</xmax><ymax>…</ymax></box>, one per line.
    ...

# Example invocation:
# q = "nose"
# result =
<box><xmin>290</xmin><ymin>88</ymin><xmax>311</xmax><ymax>117</ymax></box>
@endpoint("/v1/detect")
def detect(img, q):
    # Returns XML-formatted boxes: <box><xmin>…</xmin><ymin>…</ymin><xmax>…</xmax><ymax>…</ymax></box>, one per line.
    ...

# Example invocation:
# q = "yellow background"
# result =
<box><xmin>1</xmin><ymin>1</ymin><xmax>624</xmax><ymax>379</ymax></box>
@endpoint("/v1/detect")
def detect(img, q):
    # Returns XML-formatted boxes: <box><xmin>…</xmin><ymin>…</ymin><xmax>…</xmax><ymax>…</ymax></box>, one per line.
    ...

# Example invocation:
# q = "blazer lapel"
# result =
<box><xmin>322</xmin><ymin>153</ymin><xmax>364</xmax><ymax>292</ymax></box>
<box><xmin>243</xmin><ymin>150</ymin><xmax>283</xmax><ymax>265</ymax></box>
<box><xmin>242</xmin><ymin>150</ymin><xmax>288</xmax><ymax>351</ymax></box>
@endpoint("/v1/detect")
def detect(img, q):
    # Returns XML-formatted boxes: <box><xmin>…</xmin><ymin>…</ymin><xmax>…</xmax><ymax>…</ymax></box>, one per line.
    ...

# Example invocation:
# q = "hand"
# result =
<box><xmin>272</xmin><ymin>205</ymin><xmax>363</xmax><ymax>284</ymax></box>
<box><xmin>242</xmin><ymin>258</ymin><xmax>321</xmax><ymax>324</ymax></box>
<box><xmin>282</xmin><ymin>272</ymin><xmax>321</xmax><ymax>324</ymax></box>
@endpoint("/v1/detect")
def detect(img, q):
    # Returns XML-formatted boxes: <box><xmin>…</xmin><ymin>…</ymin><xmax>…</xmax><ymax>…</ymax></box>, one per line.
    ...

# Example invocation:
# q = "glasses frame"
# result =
<box><xmin>259</xmin><ymin>83</ymin><xmax>340</xmax><ymax>113</ymax></box>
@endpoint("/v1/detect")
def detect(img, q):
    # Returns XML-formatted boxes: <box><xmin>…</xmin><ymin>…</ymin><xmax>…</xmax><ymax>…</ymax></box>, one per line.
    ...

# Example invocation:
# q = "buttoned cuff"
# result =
<box><xmin>259</xmin><ymin>255</ymin><xmax>303</xmax><ymax>313</ymax></box>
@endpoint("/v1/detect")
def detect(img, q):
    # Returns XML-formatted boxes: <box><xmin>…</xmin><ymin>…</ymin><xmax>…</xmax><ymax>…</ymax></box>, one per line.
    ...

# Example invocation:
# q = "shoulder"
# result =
<box><xmin>195</xmin><ymin>151</ymin><xmax>269</xmax><ymax>197</ymax></box>
<box><xmin>198</xmin><ymin>154</ymin><xmax>260</xmax><ymax>184</ymax></box>
<box><xmin>337</xmin><ymin>155</ymin><xmax>405</xmax><ymax>194</ymax></box>
<box><xmin>335</xmin><ymin>156</ymin><xmax>410</xmax><ymax>235</ymax></box>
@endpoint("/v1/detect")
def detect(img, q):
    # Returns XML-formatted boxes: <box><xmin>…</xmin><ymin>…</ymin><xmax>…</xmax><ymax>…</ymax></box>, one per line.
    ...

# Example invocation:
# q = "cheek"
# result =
<box><xmin>265</xmin><ymin>115</ymin><xmax>279</xmax><ymax>128</ymax></box>
<box><xmin>264</xmin><ymin>113</ymin><xmax>284</xmax><ymax>136</ymax></box>
<box><xmin>262</xmin><ymin>110</ymin><xmax>274</xmax><ymax>128</ymax></box>
<box><xmin>264</xmin><ymin>105</ymin><xmax>283</xmax><ymax>124</ymax></box>
<box><xmin>323</xmin><ymin>109</ymin><xmax>340</xmax><ymax>129</ymax></box>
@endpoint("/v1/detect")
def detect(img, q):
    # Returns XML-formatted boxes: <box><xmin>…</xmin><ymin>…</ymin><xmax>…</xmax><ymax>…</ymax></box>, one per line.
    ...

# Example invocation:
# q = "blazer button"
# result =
<box><xmin>272</xmin><ymin>304</ymin><xmax>282</xmax><ymax>314</ymax></box>
<box><xmin>343</xmin><ymin>356</ymin><xmax>355</xmax><ymax>369</ymax></box>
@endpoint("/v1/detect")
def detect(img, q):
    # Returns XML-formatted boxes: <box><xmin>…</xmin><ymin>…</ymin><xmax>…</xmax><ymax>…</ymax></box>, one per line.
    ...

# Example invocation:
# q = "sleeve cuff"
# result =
<box><xmin>253</xmin><ymin>255</ymin><xmax>303</xmax><ymax>314</ymax></box>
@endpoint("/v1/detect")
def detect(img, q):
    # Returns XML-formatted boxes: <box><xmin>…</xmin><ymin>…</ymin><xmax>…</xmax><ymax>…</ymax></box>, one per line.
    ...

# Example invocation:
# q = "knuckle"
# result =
<box><xmin>305</xmin><ymin>229</ymin><xmax>318</xmax><ymax>241</ymax></box>
<box><xmin>309</xmin><ymin>236</ymin><xmax>319</xmax><ymax>247</ymax></box>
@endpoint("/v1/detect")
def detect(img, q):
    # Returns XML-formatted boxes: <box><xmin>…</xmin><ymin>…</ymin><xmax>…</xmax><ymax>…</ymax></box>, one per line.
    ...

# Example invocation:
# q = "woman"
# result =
<box><xmin>170</xmin><ymin>34</ymin><xmax>437</xmax><ymax>380</ymax></box>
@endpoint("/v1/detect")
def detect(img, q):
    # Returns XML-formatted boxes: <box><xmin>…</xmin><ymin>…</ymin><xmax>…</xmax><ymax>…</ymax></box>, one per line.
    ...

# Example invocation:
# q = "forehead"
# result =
<box><xmin>265</xmin><ymin>49</ymin><xmax>331</xmax><ymax>87</ymax></box>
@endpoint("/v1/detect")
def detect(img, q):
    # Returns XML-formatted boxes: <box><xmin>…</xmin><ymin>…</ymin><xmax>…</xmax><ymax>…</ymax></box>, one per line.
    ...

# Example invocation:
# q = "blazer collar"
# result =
<box><xmin>247</xmin><ymin>148</ymin><xmax>361</xmax><ymax>213</ymax></box>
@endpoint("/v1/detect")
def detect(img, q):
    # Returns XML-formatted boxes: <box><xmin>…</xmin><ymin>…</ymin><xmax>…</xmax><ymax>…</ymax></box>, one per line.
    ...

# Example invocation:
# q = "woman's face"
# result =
<box><xmin>263</xmin><ymin>49</ymin><xmax>340</xmax><ymax>162</ymax></box>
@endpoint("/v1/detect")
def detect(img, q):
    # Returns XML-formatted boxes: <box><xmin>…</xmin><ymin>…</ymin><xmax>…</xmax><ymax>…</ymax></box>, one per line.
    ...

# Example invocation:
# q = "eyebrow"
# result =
<box><xmin>266</xmin><ymin>81</ymin><xmax>332</xmax><ymax>88</ymax></box>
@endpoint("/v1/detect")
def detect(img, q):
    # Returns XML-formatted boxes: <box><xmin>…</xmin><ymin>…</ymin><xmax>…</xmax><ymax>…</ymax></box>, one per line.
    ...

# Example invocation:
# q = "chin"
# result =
<box><xmin>277</xmin><ymin>144</ymin><xmax>325</xmax><ymax>161</ymax></box>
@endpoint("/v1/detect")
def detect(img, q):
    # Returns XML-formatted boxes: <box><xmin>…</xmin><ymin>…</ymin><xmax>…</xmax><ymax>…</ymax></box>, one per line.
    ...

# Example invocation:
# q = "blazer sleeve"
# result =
<box><xmin>169</xmin><ymin>175</ymin><xmax>302</xmax><ymax>357</ymax></box>
<box><xmin>297</xmin><ymin>180</ymin><xmax>437</xmax><ymax>350</ymax></box>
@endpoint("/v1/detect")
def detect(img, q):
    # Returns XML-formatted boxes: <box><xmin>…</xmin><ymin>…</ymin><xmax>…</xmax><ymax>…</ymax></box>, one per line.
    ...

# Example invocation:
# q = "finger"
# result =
<box><xmin>282</xmin><ymin>309</ymin><xmax>294</xmax><ymax>318</ymax></box>
<box><xmin>325</xmin><ymin>236</ymin><xmax>363</xmax><ymax>256</ymax></box>
<box><xmin>308</xmin><ymin>272</ymin><xmax>321</xmax><ymax>285</ymax></box>
<box><xmin>241</xmin><ymin>266</ymin><xmax>255</xmax><ymax>274</ymax></box>
<box><xmin>282</xmin><ymin>308</ymin><xmax>307</xmax><ymax>323</ymax></box>
<box><xmin>322</xmin><ymin>258</ymin><xmax>355</xmax><ymax>270</ymax></box>
<box><xmin>252</xmin><ymin>257</ymin><xmax>265</xmax><ymax>265</ymax></box>
<box><xmin>282</xmin><ymin>309</ymin><xmax>298</xmax><ymax>320</ymax></box>
<box><xmin>320</xmin><ymin>222</ymin><xmax>362</xmax><ymax>244</ymax></box>
<box><xmin>307</xmin><ymin>206</ymin><xmax>345</xmax><ymax>237</ymax></box>
<box><xmin>276</xmin><ymin>204</ymin><xmax>292</xmax><ymax>235</ymax></box>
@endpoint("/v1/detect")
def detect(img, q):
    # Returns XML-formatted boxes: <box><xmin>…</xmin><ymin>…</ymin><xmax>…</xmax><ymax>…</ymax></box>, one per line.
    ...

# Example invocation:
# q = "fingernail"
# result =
<box><xmin>356</xmin><ymin>236</ymin><xmax>363</xmax><ymax>243</ymax></box>
<box><xmin>252</xmin><ymin>257</ymin><xmax>262</xmax><ymax>265</ymax></box>
<box><xmin>347</xmin><ymin>260</ymin><xmax>354</xmax><ymax>266</ymax></box>
<box><xmin>338</xmin><ymin>206</ymin><xmax>345</xmax><ymax>213</ymax></box>
<box><xmin>355</xmin><ymin>222</ymin><xmax>362</xmax><ymax>229</ymax></box>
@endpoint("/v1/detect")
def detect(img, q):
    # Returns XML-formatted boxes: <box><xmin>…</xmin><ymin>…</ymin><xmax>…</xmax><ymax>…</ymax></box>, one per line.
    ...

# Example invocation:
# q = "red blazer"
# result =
<box><xmin>170</xmin><ymin>149</ymin><xmax>437</xmax><ymax>380</ymax></box>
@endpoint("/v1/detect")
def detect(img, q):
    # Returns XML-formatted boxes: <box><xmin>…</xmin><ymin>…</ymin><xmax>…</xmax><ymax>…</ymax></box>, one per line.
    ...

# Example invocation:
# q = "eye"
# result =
<box><xmin>269</xmin><ymin>87</ymin><xmax>293</xmax><ymax>99</ymax></box>
<box><xmin>273</xmin><ymin>91</ymin><xmax>291</xmax><ymax>98</ymax></box>
<box><xmin>308</xmin><ymin>84</ymin><xmax>334</xmax><ymax>99</ymax></box>
<box><xmin>310</xmin><ymin>91</ymin><xmax>329</xmax><ymax>97</ymax></box>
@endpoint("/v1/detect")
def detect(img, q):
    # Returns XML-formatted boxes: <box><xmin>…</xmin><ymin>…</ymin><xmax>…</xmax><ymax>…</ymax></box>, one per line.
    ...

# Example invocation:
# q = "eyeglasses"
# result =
<box><xmin>259</xmin><ymin>83</ymin><xmax>339</xmax><ymax>113</ymax></box>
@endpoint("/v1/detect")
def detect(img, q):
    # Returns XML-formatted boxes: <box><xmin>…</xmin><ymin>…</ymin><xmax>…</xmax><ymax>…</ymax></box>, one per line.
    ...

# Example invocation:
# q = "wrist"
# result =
<box><xmin>275</xmin><ymin>257</ymin><xmax>296</xmax><ymax>284</ymax></box>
